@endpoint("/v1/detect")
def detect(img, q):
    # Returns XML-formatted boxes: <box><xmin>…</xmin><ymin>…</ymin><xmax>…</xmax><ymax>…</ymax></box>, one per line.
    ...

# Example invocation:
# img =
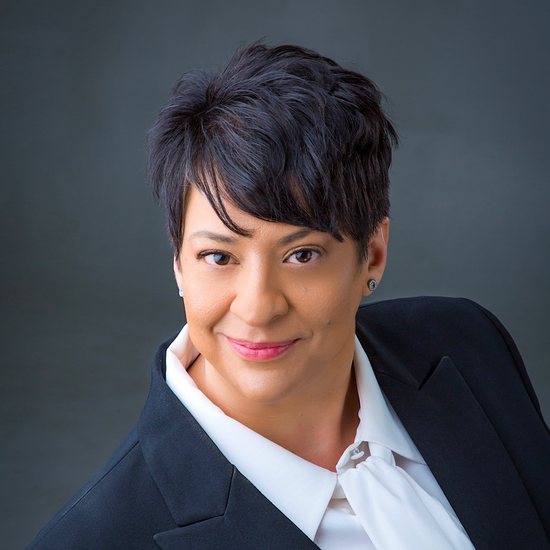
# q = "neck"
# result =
<box><xmin>259</xmin><ymin>369</ymin><xmax>360</xmax><ymax>471</ymax></box>
<box><xmin>189</xmin><ymin>355</ymin><xmax>360</xmax><ymax>472</ymax></box>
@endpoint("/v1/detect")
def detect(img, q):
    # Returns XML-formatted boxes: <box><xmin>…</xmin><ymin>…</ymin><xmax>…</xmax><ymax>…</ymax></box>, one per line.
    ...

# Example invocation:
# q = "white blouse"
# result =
<box><xmin>166</xmin><ymin>325</ymin><xmax>472</xmax><ymax>549</ymax></box>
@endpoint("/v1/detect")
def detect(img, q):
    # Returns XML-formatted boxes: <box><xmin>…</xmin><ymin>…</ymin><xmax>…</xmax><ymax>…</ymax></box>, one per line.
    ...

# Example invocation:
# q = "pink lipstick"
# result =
<box><xmin>225</xmin><ymin>337</ymin><xmax>298</xmax><ymax>361</ymax></box>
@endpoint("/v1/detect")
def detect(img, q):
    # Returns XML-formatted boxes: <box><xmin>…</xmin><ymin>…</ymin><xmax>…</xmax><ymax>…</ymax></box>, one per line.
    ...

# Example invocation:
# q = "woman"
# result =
<box><xmin>27</xmin><ymin>44</ymin><xmax>550</xmax><ymax>550</ymax></box>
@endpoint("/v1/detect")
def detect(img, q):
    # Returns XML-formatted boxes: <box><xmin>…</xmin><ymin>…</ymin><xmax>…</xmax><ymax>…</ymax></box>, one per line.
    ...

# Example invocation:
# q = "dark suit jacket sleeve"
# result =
<box><xmin>25</xmin><ymin>426</ymin><xmax>179</xmax><ymax>550</ymax></box>
<box><xmin>469</xmin><ymin>299</ymin><xmax>549</xmax><ymax>429</ymax></box>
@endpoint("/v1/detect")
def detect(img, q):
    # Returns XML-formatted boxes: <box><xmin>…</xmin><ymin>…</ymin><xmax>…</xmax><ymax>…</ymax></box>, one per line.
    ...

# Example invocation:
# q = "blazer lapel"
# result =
<box><xmin>356</xmin><ymin>317</ymin><xmax>549</xmax><ymax>550</ymax></box>
<box><xmin>139</xmin><ymin>341</ymin><xmax>319</xmax><ymax>550</ymax></box>
<box><xmin>154</xmin><ymin>468</ymin><xmax>319</xmax><ymax>550</ymax></box>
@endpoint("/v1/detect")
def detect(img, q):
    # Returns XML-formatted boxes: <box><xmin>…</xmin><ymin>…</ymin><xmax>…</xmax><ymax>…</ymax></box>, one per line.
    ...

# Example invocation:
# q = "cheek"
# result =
<box><xmin>183</xmin><ymin>289</ymin><xmax>231</xmax><ymax>332</ymax></box>
<box><xmin>299</xmin><ymin>272</ymin><xmax>364</xmax><ymax>326</ymax></box>
<box><xmin>180</xmin><ymin>257</ymin><xmax>234</xmax><ymax>331</ymax></box>
<box><xmin>185</xmin><ymin>294</ymin><xmax>230</xmax><ymax>366</ymax></box>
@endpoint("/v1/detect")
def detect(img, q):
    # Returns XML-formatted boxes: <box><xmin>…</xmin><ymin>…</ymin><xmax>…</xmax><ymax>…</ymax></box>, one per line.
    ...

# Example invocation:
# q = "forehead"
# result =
<box><xmin>183</xmin><ymin>186</ymin><xmax>265</xmax><ymax>235</ymax></box>
<box><xmin>182</xmin><ymin>186</ymin><xmax>332</xmax><ymax>245</ymax></box>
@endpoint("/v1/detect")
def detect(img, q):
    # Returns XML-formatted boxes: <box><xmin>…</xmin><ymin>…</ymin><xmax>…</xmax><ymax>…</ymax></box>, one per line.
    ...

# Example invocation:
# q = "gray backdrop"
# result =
<box><xmin>2</xmin><ymin>0</ymin><xmax>549</xmax><ymax>548</ymax></box>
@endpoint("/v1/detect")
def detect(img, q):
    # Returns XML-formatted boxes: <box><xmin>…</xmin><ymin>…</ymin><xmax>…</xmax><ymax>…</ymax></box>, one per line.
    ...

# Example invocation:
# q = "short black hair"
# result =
<box><xmin>148</xmin><ymin>43</ymin><xmax>398</xmax><ymax>260</ymax></box>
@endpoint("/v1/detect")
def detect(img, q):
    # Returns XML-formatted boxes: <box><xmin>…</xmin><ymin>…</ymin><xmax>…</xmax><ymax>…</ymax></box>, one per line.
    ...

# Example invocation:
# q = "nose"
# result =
<box><xmin>230</xmin><ymin>262</ymin><xmax>289</xmax><ymax>326</ymax></box>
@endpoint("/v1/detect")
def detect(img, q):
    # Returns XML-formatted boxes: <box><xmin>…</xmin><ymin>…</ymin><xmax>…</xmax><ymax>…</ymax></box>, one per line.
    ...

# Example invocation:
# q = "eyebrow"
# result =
<box><xmin>277</xmin><ymin>228</ymin><xmax>313</xmax><ymax>244</ymax></box>
<box><xmin>188</xmin><ymin>231</ymin><xmax>238</xmax><ymax>244</ymax></box>
<box><xmin>188</xmin><ymin>227</ymin><xmax>314</xmax><ymax>245</ymax></box>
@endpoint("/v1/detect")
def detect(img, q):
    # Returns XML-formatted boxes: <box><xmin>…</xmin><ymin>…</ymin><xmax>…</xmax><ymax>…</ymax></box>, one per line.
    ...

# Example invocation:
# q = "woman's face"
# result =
<box><xmin>174</xmin><ymin>187</ymin><xmax>388</xmax><ymax>409</ymax></box>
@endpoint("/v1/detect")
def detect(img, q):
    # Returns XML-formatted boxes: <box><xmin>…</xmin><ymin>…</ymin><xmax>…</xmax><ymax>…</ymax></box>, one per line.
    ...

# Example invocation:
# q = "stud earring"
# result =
<box><xmin>368</xmin><ymin>279</ymin><xmax>378</xmax><ymax>292</ymax></box>
<box><xmin>178</xmin><ymin>288</ymin><xmax>184</xmax><ymax>298</ymax></box>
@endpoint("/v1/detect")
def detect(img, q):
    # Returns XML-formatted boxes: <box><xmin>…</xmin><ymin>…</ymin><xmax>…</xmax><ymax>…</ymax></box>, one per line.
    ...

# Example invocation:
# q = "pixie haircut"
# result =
<box><xmin>148</xmin><ymin>43</ymin><xmax>398</xmax><ymax>260</ymax></box>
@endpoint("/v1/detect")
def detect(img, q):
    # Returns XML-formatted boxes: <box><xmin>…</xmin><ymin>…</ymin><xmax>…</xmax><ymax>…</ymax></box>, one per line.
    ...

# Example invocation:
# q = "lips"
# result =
<box><xmin>225</xmin><ymin>336</ymin><xmax>298</xmax><ymax>361</ymax></box>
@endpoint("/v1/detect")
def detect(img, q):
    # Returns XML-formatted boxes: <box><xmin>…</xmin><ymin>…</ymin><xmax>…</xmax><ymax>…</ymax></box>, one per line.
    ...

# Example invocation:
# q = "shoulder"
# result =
<box><xmin>26</xmin><ymin>427</ymin><xmax>175</xmax><ymax>550</ymax></box>
<box><xmin>356</xmin><ymin>296</ymin><xmax>546</xmax><ymax>424</ymax></box>
<box><xmin>357</xmin><ymin>295</ymin><xmax>493</xmax><ymax>330</ymax></box>
<box><xmin>356</xmin><ymin>296</ymin><xmax>516</xmax><ymax>356</ymax></box>
<box><xmin>355</xmin><ymin>295</ymin><xmax>517</xmax><ymax>371</ymax></box>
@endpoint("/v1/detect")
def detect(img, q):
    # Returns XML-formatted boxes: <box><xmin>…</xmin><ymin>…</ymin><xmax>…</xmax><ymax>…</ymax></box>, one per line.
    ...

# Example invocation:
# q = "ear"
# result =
<box><xmin>361</xmin><ymin>217</ymin><xmax>389</xmax><ymax>296</ymax></box>
<box><xmin>173</xmin><ymin>256</ymin><xmax>183</xmax><ymax>290</ymax></box>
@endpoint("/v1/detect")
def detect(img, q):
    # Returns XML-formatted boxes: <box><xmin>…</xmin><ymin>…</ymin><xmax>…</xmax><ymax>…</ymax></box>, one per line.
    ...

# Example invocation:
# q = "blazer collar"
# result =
<box><xmin>137</xmin><ymin>339</ymin><xmax>319</xmax><ymax>550</ymax></box>
<box><xmin>137</xmin><ymin>339</ymin><xmax>233</xmax><ymax>526</ymax></box>
<box><xmin>355</xmin><ymin>314</ymin><xmax>549</xmax><ymax>550</ymax></box>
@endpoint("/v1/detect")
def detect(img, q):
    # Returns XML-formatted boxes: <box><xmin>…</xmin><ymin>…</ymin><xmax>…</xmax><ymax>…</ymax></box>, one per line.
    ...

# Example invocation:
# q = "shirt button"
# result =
<box><xmin>350</xmin><ymin>447</ymin><xmax>365</xmax><ymax>460</ymax></box>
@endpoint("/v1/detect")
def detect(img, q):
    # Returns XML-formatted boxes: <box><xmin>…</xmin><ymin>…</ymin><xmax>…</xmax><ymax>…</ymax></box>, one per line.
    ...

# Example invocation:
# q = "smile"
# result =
<box><xmin>225</xmin><ymin>337</ymin><xmax>299</xmax><ymax>361</ymax></box>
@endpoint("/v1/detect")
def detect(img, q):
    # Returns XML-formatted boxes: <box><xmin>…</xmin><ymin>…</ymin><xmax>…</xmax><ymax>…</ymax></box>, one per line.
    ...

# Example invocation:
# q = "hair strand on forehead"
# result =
<box><xmin>148</xmin><ymin>42</ymin><xmax>398</xmax><ymax>260</ymax></box>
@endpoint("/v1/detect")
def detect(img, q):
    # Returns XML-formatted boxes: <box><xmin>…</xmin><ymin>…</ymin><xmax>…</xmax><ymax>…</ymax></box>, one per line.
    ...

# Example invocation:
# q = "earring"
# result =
<box><xmin>368</xmin><ymin>279</ymin><xmax>378</xmax><ymax>292</ymax></box>
<box><xmin>178</xmin><ymin>288</ymin><xmax>184</xmax><ymax>298</ymax></box>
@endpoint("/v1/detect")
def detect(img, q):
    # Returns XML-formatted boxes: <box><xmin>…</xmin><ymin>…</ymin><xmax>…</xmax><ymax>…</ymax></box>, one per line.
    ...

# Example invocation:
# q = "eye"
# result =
<box><xmin>199</xmin><ymin>252</ymin><xmax>234</xmax><ymax>266</ymax></box>
<box><xmin>285</xmin><ymin>248</ymin><xmax>321</xmax><ymax>264</ymax></box>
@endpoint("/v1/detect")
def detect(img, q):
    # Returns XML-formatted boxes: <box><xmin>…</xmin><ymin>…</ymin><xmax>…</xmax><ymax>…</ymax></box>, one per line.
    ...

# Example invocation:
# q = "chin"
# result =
<box><xmin>229</xmin><ymin>369</ymin><xmax>299</xmax><ymax>405</ymax></box>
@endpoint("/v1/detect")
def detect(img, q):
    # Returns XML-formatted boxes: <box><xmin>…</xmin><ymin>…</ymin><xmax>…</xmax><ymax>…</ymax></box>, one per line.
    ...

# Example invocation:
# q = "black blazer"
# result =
<box><xmin>27</xmin><ymin>297</ymin><xmax>550</xmax><ymax>550</ymax></box>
